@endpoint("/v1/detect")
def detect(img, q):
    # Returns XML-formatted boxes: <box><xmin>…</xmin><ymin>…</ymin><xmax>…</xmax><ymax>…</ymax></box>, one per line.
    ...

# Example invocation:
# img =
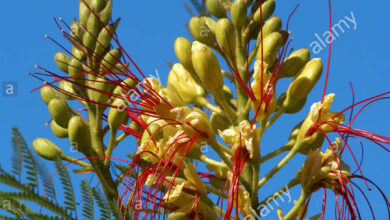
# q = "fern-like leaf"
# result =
<box><xmin>0</xmin><ymin>169</ymin><xmax>31</xmax><ymax>193</ymax></box>
<box><xmin>36</xmin><ymin>157</ymin><xmax>57</xmax><ymax>201</ymax></box>
<box><xmin>11</xmin><ymin>127</ymin><xmax>23</xmax><ymax>181</ymax></box>
<box><xmin>54</xmin><ymin>157</ymin><xmax>76</xmax><ymax>213</ymax></box>
<box><xmin>0</xmin><ymin>191</ymin><xmax>72</xmax><ymax>219</ymax></box>
<box><xmin>80</xmin><ymin>178</ymin><xmax>94</xmax><ymax>220</ymax></box>
<box><xmin>92</xmin><ymin>187</ymin><xmax>111</xmax><ymax>220</ymax></box>
<box><xmin>12</xmin><ymin>127</ymin><xmax>38</xmax><ymax>190</ymax></box>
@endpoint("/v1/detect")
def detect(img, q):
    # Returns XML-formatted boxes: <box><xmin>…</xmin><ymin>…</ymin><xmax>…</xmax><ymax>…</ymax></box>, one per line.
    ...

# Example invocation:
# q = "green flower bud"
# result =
<box><xmin>174</xmin><ymin>37</ymin><xmax>194</xmax><ymax>72</ymax></box>
<box><xmin>100</xmin><ymin>48</ymin><xmax>121</xmax><ymax>72</ymax></box>
<box><xmin>202</xmin><ymin>17</ymin><xmax>216</xmax><ymax>35</ymax></box>
<box><xmin>86</xmin><ymin>13</ymin><xmax>101</xmax><ymax>36</ymax></box>
<box><xmin>206</xmin><ymin>0</ymin><xmax>227</xmax><ymax>18</ymax></box>
<box><xmin>189</xmin><ymin>17</ymin><xmax>215</xmax><ymax>47</ymax></box>
<box><xmin>276</xmin><ymin>92</ymin><xmax>307</xmax><ymax>114</ymax></box>
<box><xmin>68</xmin><ymin>58</ymin><xmax>86</xmax><ymax>84</ymax></box>
<box><xmin>258</xmin><ymin>16</ymin><xmax>282</xmax><ymax>39</ymax></box>
<box><xmin>82</xmin><ymin>31</ymin><xmax>96</xmax><ymax>52</ymax></box>
<box><xmin>68</xmin><ymin>116</ymin><xmax>91</xmax><ymax>154</ymax></box>
<box><xmin>33</xmin><ymin>138</ymin><xmax>63</xmax><ymax>161</ymax></box>
<box><xmin>256</xmin><ymin>32</ymin><xmax>283</xmax><ymax>66</ymax></box>
<box><xmin>231</xmin><ymin>0</ymin><xmax>247</xmax><ymax>30</ymax></box>
<box><xmin>90</xmin><ymin>77</ymin><xmax>115</xmax><ymax>103</ymax></box>
<box><xmin>80</xmin><ymin>0</ymin><xmax>92</xmax><ymax>26</ymax></box>
<box><xmin>191</xmin><ymin>41</ymin><xmax>223</xmax><ymax>92</ymax></box>
<box><xmin>167</xmin><ymin>63</ymin><xmax>205</xmax><ymax>104</ymax></box>
<box><xmin>72</xmin><ymin>46</ymin><xmax>86</xmax><ymax>61</ymax></box>
<box><xmin>50</xmin><ymin>120</ymin><xmax>69</xmax><ymax>138</ymax></box>
<box><xmin>54</xmin><ymin>52</ymin><xmax>71</xmax><ymax>73</ymax></box>
<box><xmin>40</xmin><ymin>85</ymin><xmax>65</xmax><ymax>105</ymax></box>
<box><xmin>58</xmin><ymin>80</ymin><xmax>76</xmax><ymax>100</ymax></box>
<box><xmin>90</xmin><ymin>0</ymin><xmax>105</xmax><ymax>13</ymax></box>
<box><xmin>98</xmin><ymin>0</ymin><xmax>112</xmax><ymax>26</ymax></box>
<box><xmin>94</xmin><ymin>19</ymin><xmax>120</xmax><ymax>56</ymax></box>
<box><xmin>281</xmin><ymin>48</ymin><xmax>310</xmax><ymax>78</ymax></box>
<box><xmin>210</xmin><ymin>111</ymin><xmax>231</xmax><ymax>132</ymax></box>
<box><xmin>70</xmin><ymin>19</ymin><xmax>84</xmax><ymax>40</ymax></box>
<box><xmin>108</xmin><ymin>98</ymin><xmax>128</xmax><ymax>132</ymax></box>
<box><xmin>253</xmin><ymin>0</ymin><xmax>275</xmax><ymax>24</ymax></box>
<box><xmin>112</xmin><ymin>77</ymin><xmax>137</xmax><ymax>97</ymax></box>
<box><xmin>284</xmin><ymin>58</ymin><xmax>323</xmax><ymax>105</ymax></box>
<box><xmin>48</xmin><ymin>98</ymin><xmax>72</xmax><ymax>128</ymax></box>
<box><xmin>216</xmin><ymin>18</ymin><xmax>235</xmax><ymax>57</ymax></box>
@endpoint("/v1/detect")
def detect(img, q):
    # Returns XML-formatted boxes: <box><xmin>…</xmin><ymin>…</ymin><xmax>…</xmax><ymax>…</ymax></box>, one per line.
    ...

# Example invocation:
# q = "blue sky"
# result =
<box><xmin>1</xmin><ymin>0</ymin><xmax>390</xmax><ymax>219</ymax></box>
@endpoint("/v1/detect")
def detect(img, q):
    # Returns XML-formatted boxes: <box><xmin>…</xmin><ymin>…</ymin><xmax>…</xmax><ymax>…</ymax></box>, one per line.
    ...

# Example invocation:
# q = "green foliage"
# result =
<box><xmin>0</xmin><ymin>127</ymin><xmax>119</xmax><ymax>219</ymax></box>
<box><xmin>80</xmin><ymin>178</ymin><xmax>94</xmax><ymax>220</ymax></box>
<box><xmin>54</xmin><ymin>157</ymin><xmax>76</xmax><ymax>213</ymax></box>
<box><xmin>92</xmin><ymin>187</ymin><xmax>111</xmax><ymax>220</ymax></box>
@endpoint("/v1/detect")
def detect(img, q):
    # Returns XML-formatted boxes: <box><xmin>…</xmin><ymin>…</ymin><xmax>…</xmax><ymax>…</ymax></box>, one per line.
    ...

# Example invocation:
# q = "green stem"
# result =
<box><xmin>195</xmin><ymin>97</ymin><xmax>223</xmax><ymax>114</ymax></box>
<box><xmin>104</xmin><ymin>130</ymin><xmax>117</xmax><ymax>166</ymax></box>
<box><xmin>204</xmin><ymin>184</ymin><xmax>227</xmax><ymax>198</ymax></box>
<box><xmin>196</xmin><ymin>154</ymin><xmax>228</xmax><ymax>168</ymax></box>
<box><xmin>60</xmin><ymin>154</ymin><xmax>91</xmax><ymax>168</ymax></box>
<box><xmin>235</xmin><ymin>30</ymin><xmax>250</xmax><ymax>122</ymax></box>
<box><xmin>282</xmin><ymin>189</ymin><xmax>309</xmax><ymax>220</ymax></box>
<box><xmin>259</xmin><ymin>143</ymin><xmax>292</xmax><ymax>164</ymax></box>
<box><xmin>258</xmin><ymin>141</ymin><xmax>302</xmax><ymax>188</ymax></box>
<box><xmin>213</xmin><ymin>91</ymin><xmax>237</xmax><ymax>125</ymax></box>
<box><xmin>259</xmin><ymin>176</ymin><xmax>300</xmax><ymax>206</ymax></box>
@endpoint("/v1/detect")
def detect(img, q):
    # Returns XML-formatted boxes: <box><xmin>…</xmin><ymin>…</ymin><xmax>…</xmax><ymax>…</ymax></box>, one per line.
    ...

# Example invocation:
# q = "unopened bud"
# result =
<box><xmin>206</xmin><ymin>0</ymin><xmax>227</xmax><ymax>18</ymax></box>
<box><xmin>79</xmin><ymin>0</ymin><xmax>92</xmax><ymax>26</ymax></box>
<box><xmin>50</xmin><ymin>120</ymin><xmax>69</xmax><ymax>138</ymax></box>
<box><xmin>253</xmin><ymin>0</ymin><xmax>275</xmax><ymax>24</ymax></box>
<box><xmin>90</xmin><ymin>0</ymin><xmax>105</xmax><ymax>13</ymax></box>
<box><xmin>98</xmin><ymin>0</ymin><xmax>112</xmax><ymax>26</ymax></box>
<box><xmin>33</xmin><ymin>138</ymin><xmax>63</xmax><ymax>161</ymax></box>
<box><xmin>48</xmin><ymin>98</ymin><xmax>72</xmax><ymax>128</ymax></box>
<box><xmin>256</xmin><ymin>32</ymin><xmax>283</xmax><ymax>66</ymax></box>
<box><xmin>108</xmin><ymin>98</ymin><xmax>128</xmax><ymax>132</ymax></box>
<box><xmin>189</xmin><ymin>17</ymin><xmax>215</xmax><ymax>47</ymax></box>
<box><xmin>40</xmin><ymin>85</ymin><xmax>65</xmax><ymax>104</ymax></box>
<box><xmin>68</xmin><ymin>58</ymin><xmax>86</xmax><ymax>84</ymax></box>
<box><xmin>86</xmin><ymin>13</ymin><xmax>101</xmax><ymax>37</ymax></box>
<box><xmin>284</xmin><ymin>58</ymin><xmax>323</xmax><ymax>106</ymax></box>
<box><xmin>191</xmin><ymin>41</ymin><xmax>223</xmax><ymax>92</ymax></box>
<box><xmin>174</xmin><ymin>37</ymin><xmax>194</xmax><ymax>72</ymax></box>
<box><xmin>54</xmin><ymin>52</ymin><xmax>71</xmax><ymax>73</ymax></box>
<box><xmin>68</xmin><ymin>116</ymin><xmax>91</xmax><ymax>154</ymax></box>
<box><xmin>276</xmin><ymin>92</ymin><xmax>306</xmax><ymax>114</ymax></box>
<box><xmin>70</xmin><ymin>19</ymin><xmax>85</xmax><ymax>40</ymax></box>
<box><xmin>281</xmin><ymin>48</ymin><xmax>310</xmax><ymax>78</ymax></box>
<box><xmin>231</xmin><ymin>0</ymin><xmax>247</xmax><ymax>30</ymax></box>
<box><xmin>94</xmin><ymin>19</ymin><xmax>120</xmax><ymax>56</ymax></box>
<box><xmin>100</xmin><ymin>48</ymin><xmax>121</xmax><ymax>72</ymax></box>
<box><xmin>258</xmin><ymin>16</ymin><xmax>282</xmax><ymax>39</ymax></box>
<box><xmin>58</xmin><ymin>80</ymin><xmax>76</xmax><ymax>100</ymax></box>
<box><xmin>216</xmin><ymin>18</ymin><xmax>235</xmax><ymax>57</ymax></box>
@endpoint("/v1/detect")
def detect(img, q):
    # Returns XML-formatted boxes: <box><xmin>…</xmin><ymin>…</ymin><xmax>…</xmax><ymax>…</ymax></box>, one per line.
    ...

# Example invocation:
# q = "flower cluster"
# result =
<box><xmin>30</xmin><ymin>0</ymin><xmax>390</xmax><ymax>219</ymax></box>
